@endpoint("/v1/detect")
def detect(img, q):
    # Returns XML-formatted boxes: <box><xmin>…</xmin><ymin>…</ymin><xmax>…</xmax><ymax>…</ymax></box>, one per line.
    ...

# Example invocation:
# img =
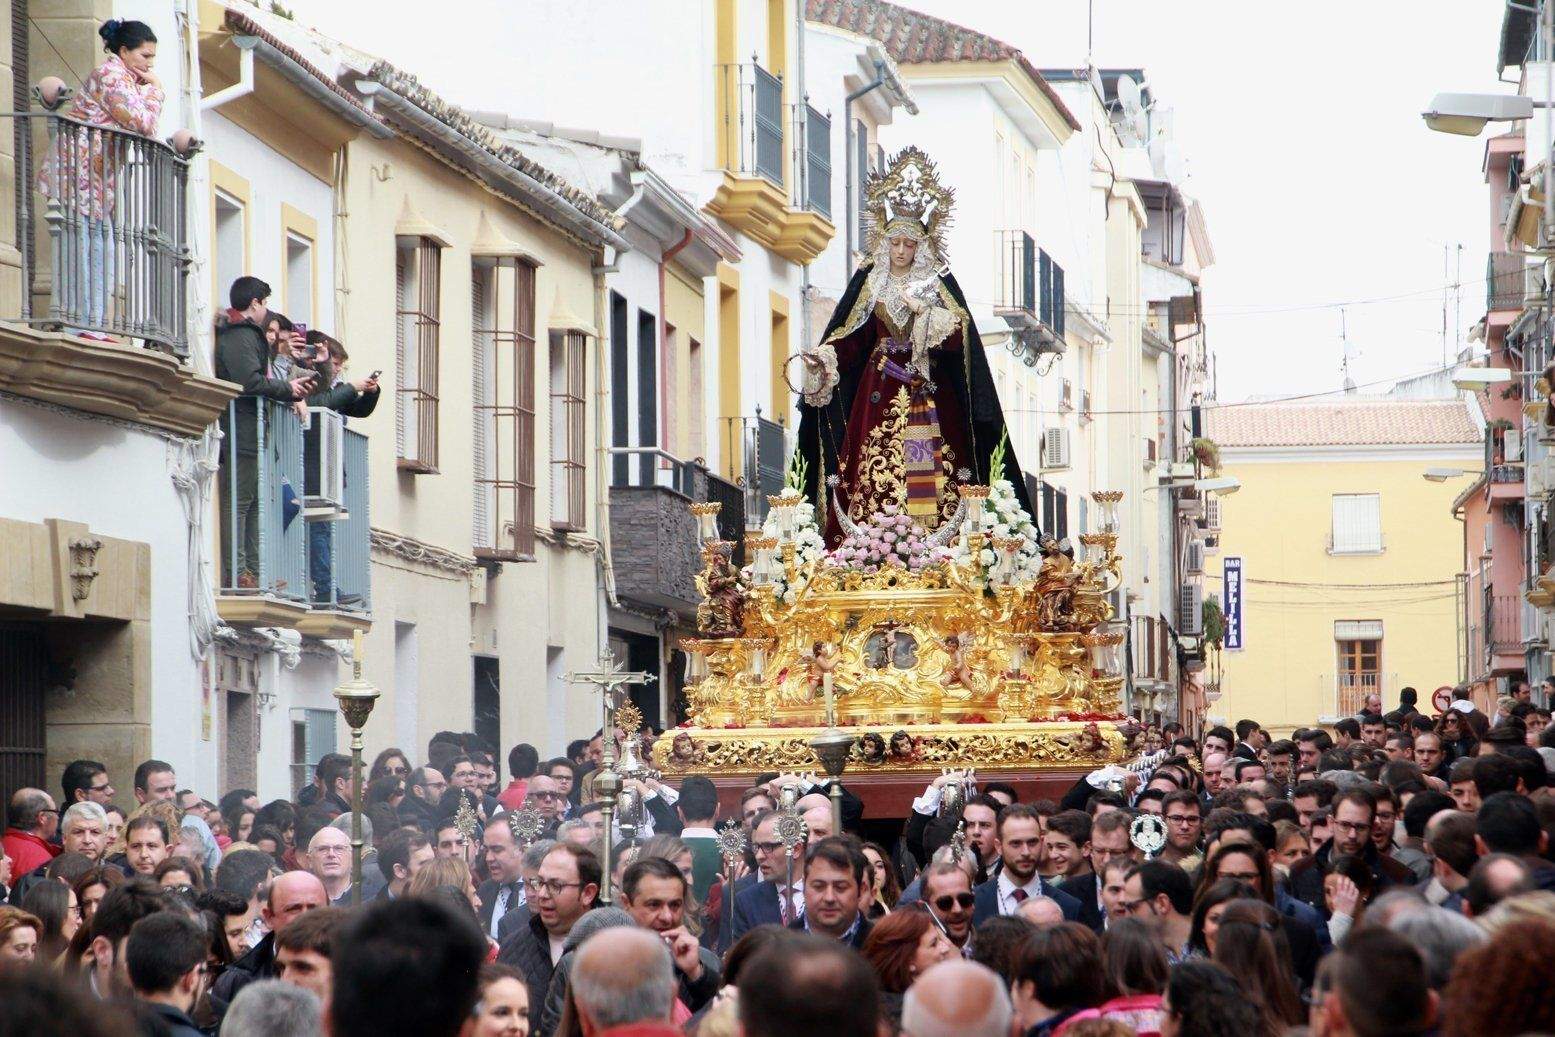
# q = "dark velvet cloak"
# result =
<box><xmin>795</xmin><ymin>263</ymin><xmax>1036</xmax><ymax>532</ymax></box>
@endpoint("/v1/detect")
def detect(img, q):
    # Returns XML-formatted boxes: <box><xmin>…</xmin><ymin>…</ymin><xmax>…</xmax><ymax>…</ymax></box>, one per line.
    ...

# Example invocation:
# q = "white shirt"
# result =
<box><xmin>681</xmin><ymin>826</ymin><xmax>718</xmax><ymax>840</ymax></box>
<box><xmin>995</xmin><ymin>869</ymin><xmax>1047</xmax><ymax>916</ymax></box>
<box><xmin>548</xmin><ymin>932</ymin><xmax>567</xmax><ymax>964</ymax></box>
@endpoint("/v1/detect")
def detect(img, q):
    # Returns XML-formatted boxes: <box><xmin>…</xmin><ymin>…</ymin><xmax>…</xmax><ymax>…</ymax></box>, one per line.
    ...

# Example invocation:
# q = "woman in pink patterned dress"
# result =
<box><xmin>37</xmin><ymin>19</ymin><xmax>163</xmax><ymax>340</ymax></box>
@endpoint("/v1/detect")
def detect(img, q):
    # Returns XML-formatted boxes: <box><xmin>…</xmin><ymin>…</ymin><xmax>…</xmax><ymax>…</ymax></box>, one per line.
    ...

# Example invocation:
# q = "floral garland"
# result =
<box><xmin>825</xmin><ymin>503</ymin><xmax>934</xmax><ymax>572</ymax></box>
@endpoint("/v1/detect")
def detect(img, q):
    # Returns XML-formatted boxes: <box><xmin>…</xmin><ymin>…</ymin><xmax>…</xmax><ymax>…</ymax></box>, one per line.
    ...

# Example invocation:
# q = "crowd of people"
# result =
<box><xmin>3</xmin><ymin>684</ymin><xmax>1555</xmax><ymax>1036</ymax></box>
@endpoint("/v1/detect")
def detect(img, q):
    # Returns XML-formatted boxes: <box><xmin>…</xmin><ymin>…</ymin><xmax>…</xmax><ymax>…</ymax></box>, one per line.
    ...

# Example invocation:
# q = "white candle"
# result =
<box><xmin>823</xmin><ymin>671</ymin><xmax>835</xmax><ymax>726</ymax></box>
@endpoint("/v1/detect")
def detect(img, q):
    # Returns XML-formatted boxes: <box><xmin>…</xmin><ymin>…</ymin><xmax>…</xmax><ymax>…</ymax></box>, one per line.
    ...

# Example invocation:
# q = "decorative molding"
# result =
<box><xmin>0</xmin><ymin>325</ymin><xmax>236</xmax><ymax>437</ymax></box>
<box><xmin>370</xmin><ymin>528</ymin><xmax>479</xmax><ymax>575</ymax></box>
<box><xmin>67</xmin><ymin>537</ymin><xmax>103</xmax><ymax>601</ymax></box>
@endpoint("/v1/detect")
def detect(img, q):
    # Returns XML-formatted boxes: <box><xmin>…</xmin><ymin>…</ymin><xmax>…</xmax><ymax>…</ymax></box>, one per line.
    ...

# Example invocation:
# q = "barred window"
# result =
<box><xmin>472</xmin><ymin>258</ymin><xmax>537</xmax><ymax>560</ymax></box>
<box><xmin>550</xmin><ymin>330</ymin><xmax>587</xmax><ymax>530</ymax></box>
<box><xmin>396</xmin><ymin>237</ymin><xmax>442</xmax><ymax>473</ymax></box>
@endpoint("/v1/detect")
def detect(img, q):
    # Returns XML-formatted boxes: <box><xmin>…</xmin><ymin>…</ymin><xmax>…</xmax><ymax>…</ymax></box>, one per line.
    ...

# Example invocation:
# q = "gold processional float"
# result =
<box><xmin>647</xmin><ymin>145</ymin><xmax>1131</xmax><ymax>784</ymax></box>
<box><xmin>651</xmin><ymin>458</ymin><xmax>1131</xmax><ymax>781</ymax></box>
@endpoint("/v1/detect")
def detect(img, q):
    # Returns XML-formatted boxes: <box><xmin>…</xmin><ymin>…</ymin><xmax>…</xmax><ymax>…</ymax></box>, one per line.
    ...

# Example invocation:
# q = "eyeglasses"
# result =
<box><xmin>1164</xmin><ymin>814</ymin><xmax>1200</xmax><ymax>826</ymax></box>
<box><xmin>931</xmin><ymin>892</ymin><xmax>976</xmax><ymax>912</ymax></box>
<box><xmin>525</xmin><ymin>878</ymin><xmax>582</xmax><ymax>897</ymax></box>
<box><xmin>1332</xmin><ymin>820</ymin><xmax>1370</xmax><ymax>835</ymax></box>
<box><xmin>528</xmin><ymin>792</ymin><xmax>565</xmax><ymax>801</ymax></box>
<box><xmin>752</xmin><ymin>841</ymin><xmax>784</xmax><ymax>854</ymax></box>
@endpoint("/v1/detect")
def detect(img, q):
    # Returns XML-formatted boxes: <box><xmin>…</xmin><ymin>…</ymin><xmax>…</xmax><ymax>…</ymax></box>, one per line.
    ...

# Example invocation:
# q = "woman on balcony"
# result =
<box><xmin>36</xmin><ymin>19</ymin><xmax>163</xmax><ymax>340</ymax></box>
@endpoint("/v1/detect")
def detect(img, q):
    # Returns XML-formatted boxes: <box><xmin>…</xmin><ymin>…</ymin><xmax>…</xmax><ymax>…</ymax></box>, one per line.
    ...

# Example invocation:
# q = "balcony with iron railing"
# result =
<box><xmin>1323</xmin><ymin>672</ymin><xmax>1398</xmax><ymax>719</ymax></box>
<box><xmin>992</xmin><ymin>231</ymin><xmax>1066</xmax><ymax>356</ymax></box>
<box><xmin>0</xmin><ymin>95</ymin><xmax>231</xmax><ymax>435</ymax></box>
<box><xmin>708</xmin><ymin>60</ymin><xmax>834</xmax><ymax>263</ymax></box>
<box><xmin>721</xmin><ymin>410</ymin><xmax>791</xmax><ymax>529</ymax></box>
<box><xmin>216</xmin><ymin>398</ymin><xmax>372</xmax><ymax>632</ymax></box>
<box><xmin>1487</xmin><ymin>251</ymin><xmax>1542</xmax><ymax>315</ymax></box>
<box><xmin>608</xmin><ymin>447</ymin><xmax>746</xmax><ymax>615</ymax></box>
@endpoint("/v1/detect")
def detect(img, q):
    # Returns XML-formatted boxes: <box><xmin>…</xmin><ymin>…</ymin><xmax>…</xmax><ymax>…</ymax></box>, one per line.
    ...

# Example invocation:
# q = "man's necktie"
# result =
<box><xmin>490</xmin><ymin>883</ymin><xmax>515</xmax><ymax>938</ymax></box>
<box><xmin>1011</xmin><ymin>888</ymin><xmax>1029</xmax><ymax>905</ymax></box>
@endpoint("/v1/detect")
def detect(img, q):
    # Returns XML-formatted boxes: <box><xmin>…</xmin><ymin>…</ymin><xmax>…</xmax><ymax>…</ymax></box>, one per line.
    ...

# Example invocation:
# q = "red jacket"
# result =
<box><xmin>497</xmin><ymin>778</ymin><xmax>529</xmax><ymax>812</ymax></box>
<box><xmin>599</xmin><ymin>1024</ymin><xmax>686</xmax><ymax>1037</ymax></box>
<box><xmin>2</xmin><ymin>829</ymin><xmax>61</xmax><ymax>877</ymax></box>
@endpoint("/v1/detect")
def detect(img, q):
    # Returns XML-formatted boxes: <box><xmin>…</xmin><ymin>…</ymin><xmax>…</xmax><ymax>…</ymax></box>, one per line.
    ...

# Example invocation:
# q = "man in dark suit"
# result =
<box><xmin>972</xmin><ymin>804</ymin><xmax>1081</xmax><ymax>926</ymax></box>
<box><xmin>786</xmin><ymin>837</ymin><xmax>873</xmax><ymax>949</ymax></box>
<box><xmin>1056</xmin><ymin>809</ymin><xmax>1136</xmax><ymax>932</ymax></box>
<box><xmin>731</xmin><ymin>810</ymin><xmax>805</xmax><ymax>939</ymax></box>
<box><xmin>497</xmin><ymin>844</ymin><xmax>601</xmax><ymax>1008</ymax></box>
<box><xmin>477</xmin><ymin>814</ymin><xmax>524</xmax><ymax>940</ymax></box>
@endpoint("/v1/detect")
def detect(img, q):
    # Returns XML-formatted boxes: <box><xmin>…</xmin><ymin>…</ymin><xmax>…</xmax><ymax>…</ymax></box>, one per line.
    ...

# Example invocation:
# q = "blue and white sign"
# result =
<box><xmin>1223</xmin><ymin>556</ymin><xmax>1244</xmax><ymax>650</ymax></box>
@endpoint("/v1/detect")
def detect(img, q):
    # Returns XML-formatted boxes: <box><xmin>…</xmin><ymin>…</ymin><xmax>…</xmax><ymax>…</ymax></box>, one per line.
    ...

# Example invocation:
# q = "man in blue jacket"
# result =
<box><xmin>971</xmin><ymin>804</ymin><xmax>1081</xmax><ymax>926</ymax></box>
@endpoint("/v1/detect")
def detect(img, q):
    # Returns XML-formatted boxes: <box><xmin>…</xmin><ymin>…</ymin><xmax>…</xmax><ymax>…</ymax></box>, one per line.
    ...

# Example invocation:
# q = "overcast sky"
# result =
<box><xmin>282</xmin><ymin>0</ymin><xmax>1506</xmax><ymax>401</ymax></box>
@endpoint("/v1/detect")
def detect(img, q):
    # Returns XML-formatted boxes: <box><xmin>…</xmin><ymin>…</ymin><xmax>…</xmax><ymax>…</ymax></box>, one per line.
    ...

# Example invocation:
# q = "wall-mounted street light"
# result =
<box><xmin>1421</xmin><ymin>92</ymin><xmax>1543</xmax><ymax>136</ymax></box>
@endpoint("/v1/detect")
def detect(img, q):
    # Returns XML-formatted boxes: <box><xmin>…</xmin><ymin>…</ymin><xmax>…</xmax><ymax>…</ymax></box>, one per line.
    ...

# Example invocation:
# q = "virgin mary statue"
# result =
<box><xmin>795</xmin><ymin>146</ymin><xmax>1034</xmax><ymax>547</ymax></box>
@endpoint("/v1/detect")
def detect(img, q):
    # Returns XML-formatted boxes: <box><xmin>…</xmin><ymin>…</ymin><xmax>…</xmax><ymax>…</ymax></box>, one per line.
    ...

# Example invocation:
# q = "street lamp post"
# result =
<box><xmin>333</xmin><ymin>629</ymin><xmax>379</xmax><ymax>908</ymax></box>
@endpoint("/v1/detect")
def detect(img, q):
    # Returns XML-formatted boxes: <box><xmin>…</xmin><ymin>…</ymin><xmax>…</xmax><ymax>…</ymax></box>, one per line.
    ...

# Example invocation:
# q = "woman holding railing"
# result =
<box><xmin>36</xmin><ymin>18</ymin><xmax>164</xmax><ymax>340</ymax></box>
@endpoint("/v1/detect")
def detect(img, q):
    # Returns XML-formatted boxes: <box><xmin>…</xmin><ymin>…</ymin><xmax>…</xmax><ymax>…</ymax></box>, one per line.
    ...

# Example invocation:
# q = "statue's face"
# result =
<box><xmin>888</xmin><ymin>235</ymin><xmax>918</xmax><ymax>270</ymax></box>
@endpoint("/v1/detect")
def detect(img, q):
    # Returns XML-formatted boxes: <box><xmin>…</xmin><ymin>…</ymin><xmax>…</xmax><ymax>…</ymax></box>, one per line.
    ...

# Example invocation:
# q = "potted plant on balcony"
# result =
<box><xmin>1190</xmin><ymin>437</ymin><xmax>1221</xmax><ymax>472</ymax></box>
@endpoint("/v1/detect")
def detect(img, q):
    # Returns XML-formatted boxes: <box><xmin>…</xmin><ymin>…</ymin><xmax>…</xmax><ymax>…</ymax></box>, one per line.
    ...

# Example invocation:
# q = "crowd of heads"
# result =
<box><xmin>2</xmin><ymin>689</ymin><xmax>1554</xmax><ymax>1036</ymax></box>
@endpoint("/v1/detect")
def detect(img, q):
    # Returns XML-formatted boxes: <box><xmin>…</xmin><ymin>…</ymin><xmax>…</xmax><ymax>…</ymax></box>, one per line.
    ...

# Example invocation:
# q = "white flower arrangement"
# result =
<box><xmin>741</xmin><ymin>453</ymin><xmax>826</xmax><ymax>605</ymax></box>
<box><xmin>929</xmin><ymin>477</ymin><xmax>1041</xmax><ymax>576</ymax></box>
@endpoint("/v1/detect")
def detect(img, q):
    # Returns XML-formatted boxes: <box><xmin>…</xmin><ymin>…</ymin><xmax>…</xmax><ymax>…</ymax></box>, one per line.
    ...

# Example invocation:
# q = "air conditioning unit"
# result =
<box><xmin>1059</xmin><ymin>379</ymin><xmax>1074</xmax><ymax>411</ymax></box>
<box><xmin>1186</xmin><ymin>540</ymin><xmax>1205</xmax><ymax>575</ymax></box>
<box><xmin>1178</xmin><ymin>582</ymin><xmax>1204</xmax><ymax>637</ymax></box>
<box><xmin>1042</xmin><ymin>427</ymin><xmax>1072</xmax><ymax>471</ymax></box>
<box><xmin>1203</xmin><ymin>495</ymin><xmax>1222</xmax><ymax>530</ymax></box>
<box><xmin>1530</xmin><ymin>457</ymin><xmax>1555</xmax><ymax>496</ymax></box>
<box><xmin>304</xmin><ymin>408</ymin><xmax>347</xmax><ymax>519</ymax></box>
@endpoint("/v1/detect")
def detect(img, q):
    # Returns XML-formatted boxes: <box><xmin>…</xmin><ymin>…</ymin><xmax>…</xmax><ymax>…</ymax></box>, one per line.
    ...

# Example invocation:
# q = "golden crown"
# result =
<box><xmin>864</xmin><ymin>146</ymin><xmax>955</xmax><ymax>260</ymax></box>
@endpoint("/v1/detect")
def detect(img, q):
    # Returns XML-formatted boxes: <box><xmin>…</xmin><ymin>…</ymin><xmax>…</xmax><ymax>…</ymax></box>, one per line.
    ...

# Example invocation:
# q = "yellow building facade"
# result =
<box><xmin>1208</xmin><ymin>398</ymin><xmax>1480</xmax><ymax>735</ymax></box>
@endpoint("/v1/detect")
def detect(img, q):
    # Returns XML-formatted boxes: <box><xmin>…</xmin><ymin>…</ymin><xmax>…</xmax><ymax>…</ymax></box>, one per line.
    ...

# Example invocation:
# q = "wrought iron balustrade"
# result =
<box><xmin>19</xmin><ymin>110</ymin><xmax>191</xmax><ymax>355</ymax></box>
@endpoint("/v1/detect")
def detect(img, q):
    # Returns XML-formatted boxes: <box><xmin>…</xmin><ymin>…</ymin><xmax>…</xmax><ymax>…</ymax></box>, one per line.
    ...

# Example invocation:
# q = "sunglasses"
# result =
<box><xmin>932</xmin><ymin>892</ymin><xmax>976</xmax><ymax>912</ymax></box>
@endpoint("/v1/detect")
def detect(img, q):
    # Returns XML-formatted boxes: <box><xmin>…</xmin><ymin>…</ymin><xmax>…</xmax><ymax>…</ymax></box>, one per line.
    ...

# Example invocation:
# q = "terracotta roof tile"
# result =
<box><xmin>365</xmin><ymin>62</ymin><xmax>624</xmax><ymax>233</ymax></box>
<box><xmin>1206</xmin><ymin>398</ymin><xmax>1481</xmax><ymax>448</ymax></box>
<box><xmin>223</xmin><ymin>7</ymin><xmax>378</xmax><ymax>118</ymax></box>
<box><xmin>806</xmin><ymin>0</ymin><xmax>1081</xmax><ymax>131</ymax></box>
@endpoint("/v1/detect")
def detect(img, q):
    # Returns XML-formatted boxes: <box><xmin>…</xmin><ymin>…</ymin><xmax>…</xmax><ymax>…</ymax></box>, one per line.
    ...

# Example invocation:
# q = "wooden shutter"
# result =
<box><xmin>472</xmin><ymin>267</ymin><xmax>492</xmax><ymax>550</ymax></box>
<box><xmin>1331</xmin><ymin>494</ymin><xmax>1381</xmax><ymax>553</ymax></box>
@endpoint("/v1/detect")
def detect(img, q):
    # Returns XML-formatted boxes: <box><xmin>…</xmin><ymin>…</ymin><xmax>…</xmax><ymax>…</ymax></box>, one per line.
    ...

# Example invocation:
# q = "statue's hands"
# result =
<box><xmin>904</xmin><ymin>296</ymin><xmax>927</xmax><ymax>315</ymax></box>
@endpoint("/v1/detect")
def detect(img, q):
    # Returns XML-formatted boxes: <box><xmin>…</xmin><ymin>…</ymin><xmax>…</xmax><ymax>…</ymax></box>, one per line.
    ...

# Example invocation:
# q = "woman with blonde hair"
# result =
<box><xmin>407</xmin><ymin>855</ymin><xmax>481</xmax><ymax>917</ymax></box>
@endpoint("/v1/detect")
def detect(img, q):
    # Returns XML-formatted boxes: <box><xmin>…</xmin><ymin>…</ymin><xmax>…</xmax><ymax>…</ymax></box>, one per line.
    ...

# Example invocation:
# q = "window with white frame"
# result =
<box><xmin>285</xmin><ymin>232</ymin><xmax>314</xmax><ymax>326</ymax></box>
<box><xmin>214</xmin><ymin>191</ymin><xmax>245</xmax><ymax>304</ymax></box>
<box><xmin>1331</xmin><ymin>494</ymin><xmax>1382</xmax><ymax>553</ymax></box>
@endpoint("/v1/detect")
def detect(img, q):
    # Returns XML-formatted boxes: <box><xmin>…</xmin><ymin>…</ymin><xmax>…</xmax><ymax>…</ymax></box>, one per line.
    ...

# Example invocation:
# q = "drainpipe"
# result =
<box><xmin>843</xmin><ymin>60</ymin><xmax>889</xmax><ymax>263</ymax></box>
<box><xmin>594</xmin><ymin>246</ymin><xmax>626</xmax><ymax>658</ymax></box>
<box><xmin>659</xmin><ymin>228</ymin><xmax>694</xmax><ymax>455</ymax></box>
<box><xmin>199</xmin><ymin>36</ymin><xmax>259</xmax><ymax>111</ymax></box>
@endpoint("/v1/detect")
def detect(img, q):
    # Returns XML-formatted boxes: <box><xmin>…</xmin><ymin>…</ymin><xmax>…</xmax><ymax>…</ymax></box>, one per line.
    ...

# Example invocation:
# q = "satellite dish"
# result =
<box><xmin>1114</xmin><ymin>75</ymin><xmax>1150</xmax><ymax>147</ymax></box>
<box><xmin>1115</xmin><ymin>74</ymin><xmax>1142</xmax><ymax>113</ymax></box>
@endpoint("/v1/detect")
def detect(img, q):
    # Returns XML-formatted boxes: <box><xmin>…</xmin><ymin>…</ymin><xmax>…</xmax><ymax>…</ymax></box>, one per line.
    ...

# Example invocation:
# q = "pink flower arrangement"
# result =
<box><xmin>827</xmin><ymin>504</ymin><xmax>935</xmax><ymax>572</ymax></box>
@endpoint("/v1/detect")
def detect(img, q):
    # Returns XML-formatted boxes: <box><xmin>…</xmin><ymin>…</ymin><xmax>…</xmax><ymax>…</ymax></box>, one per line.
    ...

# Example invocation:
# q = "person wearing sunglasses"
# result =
<box><xmin>921</xmin><ymin>860</ymin><xmax>977</xmax><ymax>957</ymax></box>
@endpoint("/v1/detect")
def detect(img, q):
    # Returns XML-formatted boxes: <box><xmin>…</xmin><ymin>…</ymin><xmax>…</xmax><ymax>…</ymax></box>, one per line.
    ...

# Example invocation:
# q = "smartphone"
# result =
<box><xmin>369</xmin><ymin>369</ymin><xmax>382</xmax><ymax>380</ymax></box>
<box><xmin>293</xmin><ymin>323</ymin><xmax>309</xmax><ymax>339</ymax></box>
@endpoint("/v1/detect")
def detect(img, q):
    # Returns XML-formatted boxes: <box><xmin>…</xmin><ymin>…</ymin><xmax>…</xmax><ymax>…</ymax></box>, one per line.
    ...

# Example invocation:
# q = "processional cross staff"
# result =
<box><xmin>568</xmin><ymin>652</ymin><xmax>655</xmax><ymax>904</ymax></box>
